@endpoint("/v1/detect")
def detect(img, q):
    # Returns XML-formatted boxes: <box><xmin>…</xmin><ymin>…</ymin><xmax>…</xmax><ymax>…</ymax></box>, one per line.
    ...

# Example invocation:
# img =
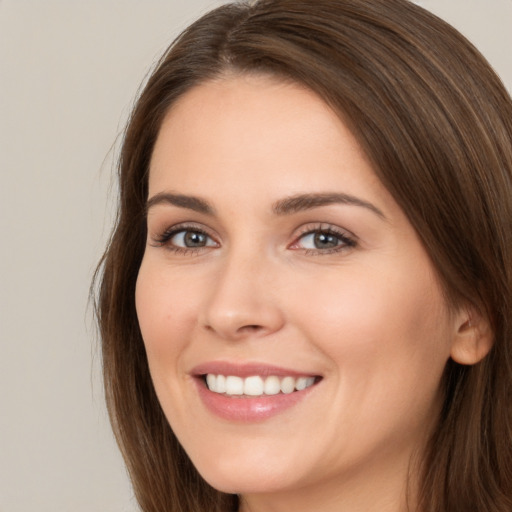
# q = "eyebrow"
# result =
<box><xmin>146</xmin><ymin>192</ymin><xmax>215</xmax><ymax>215</ymax></box>
<box><xmin>272</xmin><ymin>192</ymin><xmax>385</xmax><ymax>219</ymax></box>
<box><xmin>145</xmin><ymin>191</ymin><xmax>385</xmax><ymax>219</ymax></box>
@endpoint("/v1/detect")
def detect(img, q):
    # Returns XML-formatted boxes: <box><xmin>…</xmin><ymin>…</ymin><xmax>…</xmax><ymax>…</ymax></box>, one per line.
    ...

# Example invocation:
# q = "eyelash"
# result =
<box><xmin>151</xmin><ymin>223</ymin><xmax>218</xmax><ymax>255</ymax></box>
<box><xmin>151</xmin><ymin>223</ymin><xmax>357</xmax><ymax>256</ymax></box>
<box><xmin>290</xmin><ymin>224</ymin><xmax>357</xmax><ymax>255</ymax></box>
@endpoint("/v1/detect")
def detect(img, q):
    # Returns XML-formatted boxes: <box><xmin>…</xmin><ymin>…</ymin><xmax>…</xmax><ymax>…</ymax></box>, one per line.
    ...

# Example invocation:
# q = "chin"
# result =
<box><xmin>203</xmin><ymin>474</ymin><xmax>290</xmax><ymax>496</ymax></box>
<box><xmin>193</xmin><ymin>455</ymin><xmax>301</xmax><ymax>495</ymax></box>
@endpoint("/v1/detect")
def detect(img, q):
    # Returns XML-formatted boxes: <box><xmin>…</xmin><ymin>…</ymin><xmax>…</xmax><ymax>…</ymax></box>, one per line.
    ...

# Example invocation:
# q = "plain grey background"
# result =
<box><xmin>1</xmin><ymin>1</ymin><xmax>511</xmax><ymax>510</ymax></box>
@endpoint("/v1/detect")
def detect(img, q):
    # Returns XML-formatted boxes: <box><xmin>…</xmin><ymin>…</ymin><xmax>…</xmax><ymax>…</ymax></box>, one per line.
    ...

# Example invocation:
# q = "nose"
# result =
<box><xmin>200</xmin><ymin>250</ymin><xmax>285</xmax><ymax>341</ymax></box>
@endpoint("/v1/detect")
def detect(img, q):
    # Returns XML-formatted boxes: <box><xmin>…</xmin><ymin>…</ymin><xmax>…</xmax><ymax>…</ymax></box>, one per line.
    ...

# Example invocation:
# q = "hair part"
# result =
<box><xmin>95</xmin><ymin>1</ymin><xmax>512</xmax><ymax>510</ymax></box>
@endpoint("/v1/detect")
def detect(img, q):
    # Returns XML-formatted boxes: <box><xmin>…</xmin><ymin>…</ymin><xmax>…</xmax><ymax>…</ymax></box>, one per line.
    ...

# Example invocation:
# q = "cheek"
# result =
<box><xmin>135</xmin><ymin>260</ymin><xmax>198</xmax><ymax>372</ymax></box>
<box><xmin>299</xmin><ymin>262</ymin><xmax>446</xmax><ymax>344</ymax></box>
<box><xmin>295</xmin><ymin>262</ymin><xmax>453</xmax><ymax>416</ymax></box>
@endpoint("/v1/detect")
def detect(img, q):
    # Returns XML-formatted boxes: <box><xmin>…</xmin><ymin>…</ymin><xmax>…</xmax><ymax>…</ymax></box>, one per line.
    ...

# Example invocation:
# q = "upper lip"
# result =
<box><xmin>190</xmin><ymin>361</ymin><xmax>320</xmax><ymax>378</ymax></box>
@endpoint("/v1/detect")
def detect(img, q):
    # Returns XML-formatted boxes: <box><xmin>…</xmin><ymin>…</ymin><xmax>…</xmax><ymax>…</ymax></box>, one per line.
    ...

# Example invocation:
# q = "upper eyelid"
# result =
<box><xmin>150</xmin><ymin>222</ymin><xmax>218</xmax><ymax>245</ymax></box>
<box><xmin>293</xmin><ymin>222</ymin><xmax>356</xmax><ymax>239</ymax></box>
<box><xmin>149</xmin><ymin>220</ymin><xmax>357</xmax><ymax>246</ymax></box>
<box><xmin>152</xmin><ymin>221</ymin><xmax>214</xmax><ymax>236</ymax></box>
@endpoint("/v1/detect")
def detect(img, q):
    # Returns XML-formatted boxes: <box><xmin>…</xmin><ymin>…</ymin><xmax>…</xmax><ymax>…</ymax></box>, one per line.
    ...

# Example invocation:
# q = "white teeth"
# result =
<box><xmin>295</xmin><ymin>376</ymin><xmax>308</xmax><ymax>391</ymax></box>
<box><xmin>205</xmin><ymin>374</ymin><xmax>317</xmax><ymax>396</ymax></box>
<box><xmin>206</xmin><ymin>374</ymin><xmax>216</xmax><ymax>391</ymax></box>
<box><xmin>244</xmin><ymin>376</ymin><xmax>264</xmax><ymax>396</ymax></box>
<box><xmin>216</xmin><ymin>374</ymin><xmax>226</xmax><ymax>393</ymax></box>
<box><xmin>264</xmin><ymin>376</ymin><xmax>281</xmax><ymax>395</ymax></box>
<box><xmin>280</xmin><ymin>376</ymin><xmax>295</xmax><ymax>394</ymax></box>
<box><xmin>225</xmin><ymin>376</ymin><xmax>244</xmax><ymax>395</ymax></box>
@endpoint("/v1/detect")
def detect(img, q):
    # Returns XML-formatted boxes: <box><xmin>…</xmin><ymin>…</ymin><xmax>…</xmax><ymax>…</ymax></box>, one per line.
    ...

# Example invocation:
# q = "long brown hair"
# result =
<box><xmin>95</xmin><ymin>1</ymin><xmax>512</xmax><ymax>510</ymax></box>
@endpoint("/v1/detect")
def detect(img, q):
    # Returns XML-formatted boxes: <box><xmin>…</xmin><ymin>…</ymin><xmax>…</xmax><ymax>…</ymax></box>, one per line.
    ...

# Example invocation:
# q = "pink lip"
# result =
<box><xmin>190</xmin><ymin>361</ymin><xmax>321</xmax><ymax>423</ymax></box>
<box><xmin>191</xmin><ymin>361</ymin><xmax>317</xmax><ymax>378</ymax></box>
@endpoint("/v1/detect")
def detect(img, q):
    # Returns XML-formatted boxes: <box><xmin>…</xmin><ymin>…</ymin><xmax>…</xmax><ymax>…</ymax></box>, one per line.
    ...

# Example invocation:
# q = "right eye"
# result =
<box><xmin>169</xmin><ymin>229</ymin><xmax>217</xmax><ymax>248</ymax></box>
<box><xmin>152</xmin><ymin>225</ymin><xmax>218</xmax><ymax>254</ymax></box>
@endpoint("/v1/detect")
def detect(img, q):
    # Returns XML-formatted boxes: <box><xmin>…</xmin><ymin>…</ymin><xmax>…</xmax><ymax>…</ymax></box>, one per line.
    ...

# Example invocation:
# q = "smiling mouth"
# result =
<box><xmin>204</xmin><ymin>374</ymin><xmax>319</xmax><ymax>397</ymax></box>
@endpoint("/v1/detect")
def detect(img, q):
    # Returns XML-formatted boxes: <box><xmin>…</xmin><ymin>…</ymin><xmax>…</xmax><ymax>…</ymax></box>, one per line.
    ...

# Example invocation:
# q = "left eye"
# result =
<box><xmin>170</xmin><ymin>230</ymin><xmax>216</xmax><ymax>248</ymax></box>
<box><xmin>295</xmin><ymin>230</ymin><xmax>355</xmax><ymax>251</ymax></box>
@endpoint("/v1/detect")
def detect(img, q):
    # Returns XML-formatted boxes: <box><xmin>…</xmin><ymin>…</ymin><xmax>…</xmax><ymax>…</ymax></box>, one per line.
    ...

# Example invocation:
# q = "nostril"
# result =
<box><xmin>240</xmin><ymin>324</ymin><xmax>262</xmax><ymax>332</ymax></box>
<box><xmin>203</xmin><ymin>323</ymin><xmax>262</xmax><ymax>334</ymax></box>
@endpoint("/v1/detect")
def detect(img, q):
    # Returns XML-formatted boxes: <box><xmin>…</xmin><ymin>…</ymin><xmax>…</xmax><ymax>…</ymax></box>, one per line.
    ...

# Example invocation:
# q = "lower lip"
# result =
<box><xmin>194</xmin><ymin>378</ymin><xmax>318</xmax><ymax>422</ymax></box>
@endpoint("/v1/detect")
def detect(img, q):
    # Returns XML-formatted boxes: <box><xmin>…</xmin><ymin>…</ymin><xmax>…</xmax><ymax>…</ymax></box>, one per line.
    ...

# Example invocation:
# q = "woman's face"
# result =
<box><xmin>136</xmin><ymin>75</ymin><xmax>463</xmax><ymax>506</ymax></box>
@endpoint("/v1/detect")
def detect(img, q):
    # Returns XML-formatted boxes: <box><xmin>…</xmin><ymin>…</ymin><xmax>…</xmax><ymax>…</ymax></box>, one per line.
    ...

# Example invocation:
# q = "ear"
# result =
<box><xmin>450</xmin><ymin>305</ymin><xmax>494</xmax><ymax>365</ymax></box>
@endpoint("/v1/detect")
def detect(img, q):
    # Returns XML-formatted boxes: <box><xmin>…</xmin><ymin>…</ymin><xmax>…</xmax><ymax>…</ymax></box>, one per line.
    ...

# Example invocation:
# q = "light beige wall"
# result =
<box><xmin>416</xmin><ymin>0</ymin><xmax>512</xmax><ymax>92</ymax></box>
<box><xmin>0</xmin><ymin>1</ymin><xmax>510</xmax><ymax>511</ymax></box>
<box><xmin>0</xmin><ymin>2</ymin><xmax>223</xmax><ymax>511</ymax></box>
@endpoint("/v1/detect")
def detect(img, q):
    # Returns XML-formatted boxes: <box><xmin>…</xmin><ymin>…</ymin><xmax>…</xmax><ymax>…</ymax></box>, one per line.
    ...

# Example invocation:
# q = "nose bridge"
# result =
<box><xmin>201</xmin><ymin>243</ymin><xmax>284</xmax><ymax>340</ymax></box>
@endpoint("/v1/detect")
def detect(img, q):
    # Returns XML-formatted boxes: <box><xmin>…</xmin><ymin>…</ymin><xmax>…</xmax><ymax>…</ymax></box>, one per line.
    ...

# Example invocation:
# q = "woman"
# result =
<box><xmin>95</xmin><ymin>0</ymin><xmax>512</xmax><ymax>510</ymax></box>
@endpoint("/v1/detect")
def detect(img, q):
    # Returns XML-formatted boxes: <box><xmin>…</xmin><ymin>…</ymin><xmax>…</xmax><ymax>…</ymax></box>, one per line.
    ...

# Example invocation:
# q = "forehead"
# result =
<box><xmin>151</xmin><ymin>74</ymin><xmax>359</xmax><ymax>164</ymax></box>
<box><xmin>148</xmin><ymin>74</ymin><xmax>395</xmax><ymax>217</ymax></box>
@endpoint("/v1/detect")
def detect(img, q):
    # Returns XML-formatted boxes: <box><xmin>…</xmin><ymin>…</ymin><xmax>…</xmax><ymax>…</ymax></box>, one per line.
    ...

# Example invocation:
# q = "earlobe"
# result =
<box><xmin>450</xmin><ymin>308</ymin><xmax>494</xmax><ymax>365</ymax></box>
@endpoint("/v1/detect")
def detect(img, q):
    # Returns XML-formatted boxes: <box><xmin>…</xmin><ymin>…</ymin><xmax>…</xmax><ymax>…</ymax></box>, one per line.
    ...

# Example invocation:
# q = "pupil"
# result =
<box><xmin>314</xmin><ymin>232</ymin><xmax>338</xmax><ymax>249</ymax></box>
<box><xmin>184</xmin><ymin>231</ymin><xmax>206</xmax><ymax>247</ymax></box>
